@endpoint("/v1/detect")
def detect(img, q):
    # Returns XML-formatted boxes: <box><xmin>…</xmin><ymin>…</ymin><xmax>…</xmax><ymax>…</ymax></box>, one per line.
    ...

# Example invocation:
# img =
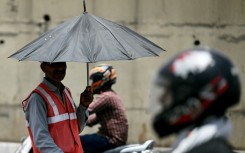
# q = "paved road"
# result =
<box><xmin>0</xmin><ymin>142</ymin><xmax>20</xmax><ymax>153</ymax></box>
<box><xmin>0</xmin><ymin>142</ymin><xmax>244</xmax><ymax>153</ymax></box>
<box><xmin>154</xmin><ymin>147</ymin><xmax>245</xmax><ymax>153</ymax></box>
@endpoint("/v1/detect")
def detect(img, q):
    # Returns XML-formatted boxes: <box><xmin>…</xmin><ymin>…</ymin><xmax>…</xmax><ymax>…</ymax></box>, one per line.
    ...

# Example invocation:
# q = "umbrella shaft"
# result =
<box><xmin>87</xmin><ymin>63</ymin><xmax>89</xmax><ymax>86</ymax></box>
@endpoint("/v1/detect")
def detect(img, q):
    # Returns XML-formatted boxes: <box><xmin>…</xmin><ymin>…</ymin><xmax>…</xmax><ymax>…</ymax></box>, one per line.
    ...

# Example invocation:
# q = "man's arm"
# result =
<box><xmin>77</xmin><ymin>86</ymin><xmax>94</xmax><ymax>132</ymax></box>
<box><xmin>26</xmin><ymin>93</ymin><xmax>63</xmax><ymax>153</ymax></box>
<box><xmin>76</xmin><ymin>104</ymin><xmax>89</xmax><ymax>132</ymax></box>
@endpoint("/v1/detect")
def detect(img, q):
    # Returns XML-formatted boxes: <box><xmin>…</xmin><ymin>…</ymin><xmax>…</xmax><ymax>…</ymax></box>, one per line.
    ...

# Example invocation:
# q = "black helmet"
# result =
<box><xmin>89</xmin><ymin>64</ymin><xmax>117</xmax><ymax>93</ymax></box>
<box><xmin>151</xmin><ymin>47</ymin><xmax>241</xmax><ymax>137</ymax></box>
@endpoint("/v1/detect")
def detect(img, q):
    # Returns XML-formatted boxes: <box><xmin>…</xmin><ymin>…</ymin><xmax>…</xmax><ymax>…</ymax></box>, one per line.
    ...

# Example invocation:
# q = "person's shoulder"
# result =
<box><xmin>28</xmin><ymin>92</ymin><xmax>46</xmax><ymax>104</ymax></box>
<box><xmin>186</xmin><ymin>138</ymin><xmax>235</xmax><ymax>153</ymax></box>
<box><xmin>29</xmin><ymin>92</ymin><xmax>43</xmax><ymax>99</ymax></box>
<box><xmin>25</xmin><ymin>92</ymin><xmax>47</xmax><ymax>111</ymax></box>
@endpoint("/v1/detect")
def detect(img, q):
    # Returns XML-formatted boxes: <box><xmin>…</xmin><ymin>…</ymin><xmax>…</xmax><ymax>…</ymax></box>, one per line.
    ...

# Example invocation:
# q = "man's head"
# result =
<box><xmin>40</xmin><ymin>62</ymin><xmax>67</xmax><ymax>83</ymax></box>
<box><xmin>89</xmin><ymin>64</ymin><xmax>117</xmax><ymax>94</ymax></box>
<box><xmin>150</xmin><ymin>47</ymin><xmax>241</xmax><ymax>138</ymax></box>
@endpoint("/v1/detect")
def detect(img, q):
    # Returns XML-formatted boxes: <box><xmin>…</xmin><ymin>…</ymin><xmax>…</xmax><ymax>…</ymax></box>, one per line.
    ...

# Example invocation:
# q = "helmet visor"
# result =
<box><xmin>149</xmin><ymin>75</ymin><xmax>173</xmax><ymax>117</ymax></box>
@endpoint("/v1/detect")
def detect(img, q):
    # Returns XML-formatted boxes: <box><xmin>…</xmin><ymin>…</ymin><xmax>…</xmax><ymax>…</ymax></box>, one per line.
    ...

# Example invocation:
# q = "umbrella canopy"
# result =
<box><xmin>9</xmin><ymin>12</ymin><xmax>164</xmax><ymax>63</ymax></box>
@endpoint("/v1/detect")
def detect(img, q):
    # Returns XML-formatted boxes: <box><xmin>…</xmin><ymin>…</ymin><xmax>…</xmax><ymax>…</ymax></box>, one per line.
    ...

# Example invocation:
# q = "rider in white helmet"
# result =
<box><xmin>80</xmin><ymin>64</ymin><xmax>128</xmax><ymax>153</ymax></box>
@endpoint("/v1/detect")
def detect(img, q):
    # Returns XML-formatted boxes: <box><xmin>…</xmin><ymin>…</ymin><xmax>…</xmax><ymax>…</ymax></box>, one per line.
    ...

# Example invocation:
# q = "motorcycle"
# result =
<box><xmin>15</xmin><ymin>136</ymin><xmax>155</xmax><ymax>153</ymax></box>
<box><xmin>15</xmin><ymin>136</ymin><xmax>32</xmax><ymax>153</ymax></box>
<box><xmin>103</xmin><ymin>140</ymin><xmax>155</xmax><ymax>153</ymax></box>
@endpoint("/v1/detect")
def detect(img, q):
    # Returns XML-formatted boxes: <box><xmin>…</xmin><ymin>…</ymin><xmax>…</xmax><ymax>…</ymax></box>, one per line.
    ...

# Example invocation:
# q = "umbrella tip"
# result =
<box><xmin>83</xmin><ymin>0</ymin><xmax>87</xmax><ymax>12</ymax></box>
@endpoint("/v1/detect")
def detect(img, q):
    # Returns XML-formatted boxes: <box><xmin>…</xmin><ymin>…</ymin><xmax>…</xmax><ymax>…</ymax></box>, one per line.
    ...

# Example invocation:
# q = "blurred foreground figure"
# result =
<box><xmin>151</xmin><ymin>47</ymin><xmax>241</xmax><ymax>153</ymax></box>
<box><xmin>80</xmin><ymin>64</ymin><xmax>128</xmax><ymax>153</ymax></box>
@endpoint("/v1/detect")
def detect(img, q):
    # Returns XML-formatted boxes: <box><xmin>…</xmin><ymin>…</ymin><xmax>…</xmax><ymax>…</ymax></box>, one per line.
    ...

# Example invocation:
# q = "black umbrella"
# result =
<box><xmin>9</xmin><ymin>0</ymin><xmax>164</xmax><ymax>85</ymax></box>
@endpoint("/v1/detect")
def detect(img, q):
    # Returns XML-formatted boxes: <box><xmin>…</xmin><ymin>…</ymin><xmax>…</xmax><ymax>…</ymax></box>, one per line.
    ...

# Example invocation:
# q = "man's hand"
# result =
<box><xmin>80</xmin><ymin>86</ymin><xmax>94</xmax><ymax>108</ymax></box>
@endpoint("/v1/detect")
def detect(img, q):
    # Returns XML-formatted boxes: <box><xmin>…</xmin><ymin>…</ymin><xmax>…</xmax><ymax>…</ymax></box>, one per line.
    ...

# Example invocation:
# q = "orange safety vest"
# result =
<box><xmin>23</xmin><ymin>83</ymin><xmax>83</xmax><ymax>153</ymax></box>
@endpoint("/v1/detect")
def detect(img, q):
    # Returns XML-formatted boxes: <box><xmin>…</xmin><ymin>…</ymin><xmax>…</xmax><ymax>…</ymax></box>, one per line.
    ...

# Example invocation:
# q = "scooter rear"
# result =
<box><xmin>103</xmin><ymin>140</ymin><xmax>155</xmax><ymax>153</ymax></box>
<box><xmin>15</xmin><ymin>136</ymin><xmax>155</xmax><ymax>153</ymax></box>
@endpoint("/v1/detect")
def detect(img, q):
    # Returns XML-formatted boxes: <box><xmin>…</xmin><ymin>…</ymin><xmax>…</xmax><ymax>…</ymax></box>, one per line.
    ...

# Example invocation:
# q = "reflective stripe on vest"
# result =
<box><xmin>26</xmin><ymin>112</ymin><xmax>77</xmax><ymax>127</ymax></box>
<box><xmin>64</xmin><ymin>89</ymin><xmax>76</xmax><ymax>110</ymax></box>
<box><xmin>36</xmin><ymin>86</ymin><xmax>59</xmax><ymax>116</ymax></box>
<box><xmin>47</xmin><ymin>112</ymin><xmax>77</xmax><ymax>124</ymax></box>
<box><xmin>26</xmin><ymin>86</ymin><xmax>78</xmax><ymax>127</ymax></box>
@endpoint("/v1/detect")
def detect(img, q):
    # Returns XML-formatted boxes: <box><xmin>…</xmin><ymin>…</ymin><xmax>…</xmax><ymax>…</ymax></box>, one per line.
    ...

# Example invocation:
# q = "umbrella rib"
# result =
<box><xmin>50</xmin><ymin>18</ymin><xmax>82</xmax><ymax>62</ymax></box>
<box><xmin>91</xmin><ymin>15</ymin><xmax>133</xmax><ymax>60</ymax></box>
<box><xmin>120</xmin><ymin>25</ymin><xmax>164</xmax><ymax>57</ymax></box>
<box><xmin>8</xmin><ymin>30</ymin><xmax>54</xmax><ymax>61</ymax></box>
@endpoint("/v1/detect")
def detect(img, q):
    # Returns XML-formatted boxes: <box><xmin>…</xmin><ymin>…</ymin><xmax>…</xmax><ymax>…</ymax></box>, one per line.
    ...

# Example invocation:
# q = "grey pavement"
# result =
<box><xmin>0</xmin><ymin>142</ymin><xmax>244</xmax><ymax>153</ymax></box>
<box><xmin>154</xmin><ymin>147</ymin><xmax>245</xmax><ymax>153</ymax></box>
<box><xmin>0</xmin><ymin>142</ymin><xmax>20</xmax><ymax>153</ymax></box>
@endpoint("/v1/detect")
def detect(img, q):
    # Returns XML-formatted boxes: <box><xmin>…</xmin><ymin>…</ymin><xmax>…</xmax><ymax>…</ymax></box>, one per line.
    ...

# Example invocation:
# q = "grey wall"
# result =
<box><xmin>0</xmin><ymin>0</ymin><xmax>245</xmax><ymax>149</ymax></box>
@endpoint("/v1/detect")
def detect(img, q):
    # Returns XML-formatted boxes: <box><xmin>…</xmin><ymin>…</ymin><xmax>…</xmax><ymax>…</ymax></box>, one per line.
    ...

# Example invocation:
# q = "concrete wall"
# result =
<box><xmin>0</xmin><ymin>0</ymin><xmax>245</xmax><ymax>149</ymax></box>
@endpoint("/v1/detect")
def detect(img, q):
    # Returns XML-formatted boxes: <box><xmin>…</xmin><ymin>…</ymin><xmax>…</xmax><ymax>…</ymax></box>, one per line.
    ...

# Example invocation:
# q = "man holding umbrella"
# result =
<box><xmin>22</xmin><ymin>62</ymin><xmax>93</xmax><ymax>153</ymax></box>
<box><xmin>8</xmin><ymin>5</ymin><xmax>164</xmax><ymax>152</ymax></box>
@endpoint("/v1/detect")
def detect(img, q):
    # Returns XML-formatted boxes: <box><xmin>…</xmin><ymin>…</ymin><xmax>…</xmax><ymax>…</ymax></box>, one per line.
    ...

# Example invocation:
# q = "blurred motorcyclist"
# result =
<box><xmin>150</xmin><ymin>47</ymin><xmax>241</xmax><ymax>153</ymax></box>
